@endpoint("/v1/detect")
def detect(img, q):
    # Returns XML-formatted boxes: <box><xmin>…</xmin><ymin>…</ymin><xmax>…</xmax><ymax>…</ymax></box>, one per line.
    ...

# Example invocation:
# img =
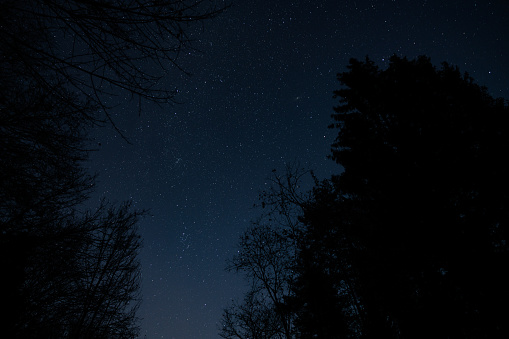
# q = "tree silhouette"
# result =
<box><xmin>0</xmin><ymin>80</ymin><xmax>95</xmax><ymax>336</ymax></box>
<box><xmin>0</xmin><ymin>80</ymin><xmax>143</xmax><ymax>337</ymax></box>
<box><xmin>222</xmin><ymin>223</ymin><xmax>296</xmax><ymax>339</ymax></box>
<box><xmin>289</xmin><ymin>178</ymin><xmax>361</xmax><ymax>338</ymax></box>
<box><xmin>16</xmin><ymin>202</ymin><xmax>142</xmax><ymax>338</ymax></box>
<box><xmin>220</xmin><ymin>166</ymin><xmax>311</xmax><ymax>339</ymax></box>
<box><xmin>2</xmin><ymin>0</ymin><xmax>226</xmax><ymax>336</ymax></box>
<box><xmin>327</xmin><ymin>55</ymin><xmax>509</xmax><ymax>337</ymax></box>
<box><xmin>224</xmin><ymin>55</ymin><xmax>509</xmax><ymax>338</ymax></box>
<box><xmin>220</xmin><ymin>289</ymin><xmax>285</xmax><ymax>339</ymax></box>
<box><xmin>0</xmin><ymin>0</ymin><xmax>227</xmax><ymax>133</ymax></box>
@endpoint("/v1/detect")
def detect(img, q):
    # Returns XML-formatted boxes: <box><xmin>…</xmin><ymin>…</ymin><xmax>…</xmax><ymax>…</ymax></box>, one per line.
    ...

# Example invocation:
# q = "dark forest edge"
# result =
<box><xmin>0</xmin><ymin>0</ymin><xmax>227</xmax><ymax>337</ymax></box>
<box><xmin>221</xmin><ymin>55</ymin><xmax>509</xmax><ymax>338</ymax></box>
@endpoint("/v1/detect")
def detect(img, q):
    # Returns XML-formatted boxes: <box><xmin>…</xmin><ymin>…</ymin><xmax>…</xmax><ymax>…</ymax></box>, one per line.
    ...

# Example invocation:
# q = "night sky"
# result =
<box><xmin>86</xmin><ymin>0</ymin><xmax>509</xmax><ymax>337</ymax></box>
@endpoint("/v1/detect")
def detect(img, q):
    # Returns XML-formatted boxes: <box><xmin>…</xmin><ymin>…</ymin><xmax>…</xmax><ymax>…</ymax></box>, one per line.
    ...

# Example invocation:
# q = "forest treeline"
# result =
<box><xmin>221</xmin><ymin>55</ymin><xmax>509</xmax><ymax>338</ymax></box>
<box><xmin>0</xmin><ymin>1</ymin><xmax>223</xmax><ymax>337</ymax></box>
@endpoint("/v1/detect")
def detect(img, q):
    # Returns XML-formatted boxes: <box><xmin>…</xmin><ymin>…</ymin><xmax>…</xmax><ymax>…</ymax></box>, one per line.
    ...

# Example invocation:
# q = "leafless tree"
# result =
<box><xmin>69</xmin><ymin>202</ymin><xmax>143</xmax><ymax>338</ymax></box>
<box><xmin>224</xmin><ymin>224</ymin><xmax>295</xmax><ymax>338</ymax></box>
<box><xmin>18</xmin><ymin>202</ymin><xmax>143</xmax><ymax>338</ymax></box>
<box><xmin>220</xmin><ymin>166</ymin><xmax>312</xmax><ymax>339</ymax></box>
<box><xmin>0</xmin><ymin>0</ymin><xmax>228</xmax><ymax>131</ymax></box>
<box><xmin>220</xmin><ymin>289</ymin><xmax>284</xmax><ymax>339</ymax></box>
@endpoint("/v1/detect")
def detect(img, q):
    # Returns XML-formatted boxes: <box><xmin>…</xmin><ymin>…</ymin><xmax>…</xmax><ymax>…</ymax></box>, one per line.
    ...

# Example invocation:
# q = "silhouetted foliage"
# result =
<box><xmin>0</xmin><ymin>79</ymin><xmax>96</xmax><ymax>337</ymax></box>
<box><xmin>290</xmin><ymin>250</ymin><xmax>350</xmax><ymax>338</ymax></box>
<box><xmin>327</xmin><ymin>55</ymin><xmax>509</xmax><ymax>337</ymax></box>
<box><xmin>289</xmin><ymin>178</ymin><xmax>362</xmax><ymax>338</ymax></box>
<box><xmin>2</xmin><ymin>0</ymin><xmax>226</xmax><ymax>336</ymax></box>
<box><xmin>17</xmin><ymin>202</ymin><xmax>142</xmax><ymax>338</ymax></box>
<box><xmin>0</xmin><ymin>81</ymin><xmax>94</xmax><ymax>230</ymax></box>
<box><xmin>0</xmin><ymin>0</ymin><xmax>226</xmax><ymax>338</ymax></box>
<box><xmin>0</xmin><ymin>79</ymin><xmax>143</xmax><ymax>337</ymax></box>
<box><xmin>224</xmin><ymin>55</ymin><xmax>509</xmax><ymax>338</ymax></box>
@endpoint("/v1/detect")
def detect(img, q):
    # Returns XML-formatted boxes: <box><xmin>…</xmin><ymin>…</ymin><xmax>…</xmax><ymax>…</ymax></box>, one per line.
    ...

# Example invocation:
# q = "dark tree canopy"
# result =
<box><xmin>14</xmin><ymin>203</ymin><xmax>143</xmax><ymax>338</ymax></box>
<box><xmin>327</xmin><ymin>55</ymin><xmax>509</xmax><ymax>337</ymax></box>
<box><xmin>0</xmin><ymin>0</ymin><xmax>225</xmax><ymax>336</ymax></box>
<box><xmin>223</xmin><ymin>55</ymin><xmax>509</xmax><ymax>338</ymax></box>
<box><xmin>0</xmin><ymin>81</ymin><xmax>144</xmax><ymax>336</ymax></box>
<box><xmin>290</xmin><ymin>179</ymin><xmax>361</xmax><ymax>338</ymax></box>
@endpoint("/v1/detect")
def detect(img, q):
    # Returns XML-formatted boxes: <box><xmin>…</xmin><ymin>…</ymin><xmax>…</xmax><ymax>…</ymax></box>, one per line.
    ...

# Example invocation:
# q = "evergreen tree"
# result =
<box><xmin>328</xmin><ymin>55</ymin><xmax>509</xmax><ymax>337</ymax></box>
<box><xmin>223</xmin><ymin>55</ymin><xmax>509</xmax><ymax>338</ymax></box>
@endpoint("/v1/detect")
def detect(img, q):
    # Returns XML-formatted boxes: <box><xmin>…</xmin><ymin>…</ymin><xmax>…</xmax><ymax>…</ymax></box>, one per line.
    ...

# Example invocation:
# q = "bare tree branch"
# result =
<box><xmin>0</xmin><ymin>0</ymin><xmax>229</xmax><ymax>134</ymax></box>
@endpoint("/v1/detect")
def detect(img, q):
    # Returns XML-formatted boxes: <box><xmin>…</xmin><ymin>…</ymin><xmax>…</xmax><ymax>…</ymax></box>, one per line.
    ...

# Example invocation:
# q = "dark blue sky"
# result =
<box><xmin>87</xmin><ymin>0</ymin><xmax>509</xmax><ymax>337</ymax></box>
